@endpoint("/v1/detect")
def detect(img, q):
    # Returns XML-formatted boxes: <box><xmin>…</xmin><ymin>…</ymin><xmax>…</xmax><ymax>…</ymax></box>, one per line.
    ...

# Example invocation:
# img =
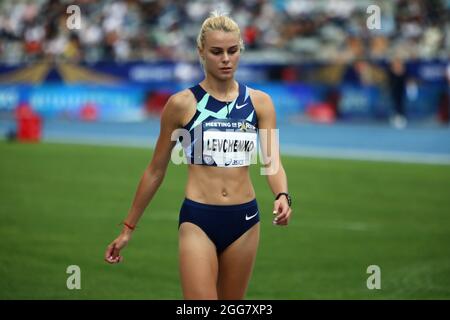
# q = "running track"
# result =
<box><xmin>1</xmin><ymin>118</ymin><xmax>449</xmax><ymax>165</ymax></box>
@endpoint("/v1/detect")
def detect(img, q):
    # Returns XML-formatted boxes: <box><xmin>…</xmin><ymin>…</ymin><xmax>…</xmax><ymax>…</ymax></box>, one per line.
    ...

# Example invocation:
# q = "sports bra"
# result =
<box><xmin>180</xmin><ymin>82</ymin><xmax>258</xmax><ymax>167</ymax></box>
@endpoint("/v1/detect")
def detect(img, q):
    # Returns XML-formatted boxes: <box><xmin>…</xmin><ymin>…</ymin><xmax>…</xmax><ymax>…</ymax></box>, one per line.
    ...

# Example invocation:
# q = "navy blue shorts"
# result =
<box><xmin>179</xmin><ymin>198</ymin><xmax>260</xmax><ymax>253</ymax></box>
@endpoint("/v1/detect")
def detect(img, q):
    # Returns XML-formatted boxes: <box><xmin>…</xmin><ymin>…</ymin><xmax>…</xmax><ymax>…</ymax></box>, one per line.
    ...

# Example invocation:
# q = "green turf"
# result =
<box><xmin>1</xmin><ymin>141</ymin><xmax>450</xmax><ymax>299</ymax></box>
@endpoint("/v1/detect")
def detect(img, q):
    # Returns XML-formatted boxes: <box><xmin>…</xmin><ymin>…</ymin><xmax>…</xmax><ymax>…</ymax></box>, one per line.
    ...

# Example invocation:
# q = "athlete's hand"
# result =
<box><xmin>272</xmin><ymin>197</ymin><xmax>292</xmax><ymax>226</ymax></box>
<box><xmin>104</xmin><ymin>230</ymin><xmax>132</xmax><ymax>264</ymax></box>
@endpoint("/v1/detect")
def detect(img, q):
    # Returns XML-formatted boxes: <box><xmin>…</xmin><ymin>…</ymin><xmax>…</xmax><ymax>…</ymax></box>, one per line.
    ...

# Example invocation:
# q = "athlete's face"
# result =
<box><xmin>199</xmin><ymin>30</ymin><xmax>241</xmax><ymax>80</ymax></box>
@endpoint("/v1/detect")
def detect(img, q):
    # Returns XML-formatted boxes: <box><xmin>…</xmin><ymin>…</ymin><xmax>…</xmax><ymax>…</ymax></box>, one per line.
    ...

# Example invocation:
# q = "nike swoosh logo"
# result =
<box><xmin>236</xmin><ymin>102</ymin><xmax>248</xmax><ymax>109</ymax></box>
<box><xmin>245</xmin><ymin>211</ymin><xmax>258</xmax><ymax>221</ymax></box>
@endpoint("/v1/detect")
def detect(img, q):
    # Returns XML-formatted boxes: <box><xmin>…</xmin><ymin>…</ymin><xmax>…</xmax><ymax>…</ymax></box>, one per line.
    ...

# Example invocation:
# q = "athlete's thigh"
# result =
<box><xmin>217</xmin><ymin>222</ymin><xmax>260</xmax><ymax>300</ymax></box>
<box><xmin>179</xmin><ymin>222</ymin><xmax>219</xmax><ymax>299</ymax></box>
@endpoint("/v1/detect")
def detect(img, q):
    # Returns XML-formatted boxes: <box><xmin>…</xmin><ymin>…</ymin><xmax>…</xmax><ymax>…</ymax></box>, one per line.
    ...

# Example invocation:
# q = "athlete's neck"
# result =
<box><xmin>201</xmin><ymin>77</ymin><xmax>238</xmax><ymax>102</ymax></box>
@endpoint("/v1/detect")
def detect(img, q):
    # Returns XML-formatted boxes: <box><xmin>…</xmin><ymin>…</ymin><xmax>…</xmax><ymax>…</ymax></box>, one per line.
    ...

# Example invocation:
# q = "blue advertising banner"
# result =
<box><xmin>0</xmin><ymin>84</ymin><xmax>146</xmax><ymax>122</ymax></box>
<box><xmin>0</xmin><ymin>60</ymin><xmax>447</xmax><ymax>121</ymax></box>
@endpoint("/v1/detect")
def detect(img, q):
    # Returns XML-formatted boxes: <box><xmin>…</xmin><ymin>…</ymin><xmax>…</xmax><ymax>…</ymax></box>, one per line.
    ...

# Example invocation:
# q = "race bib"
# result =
<box><xmin>202</xmin><ymin>119</ymin><xmax>257</xmax><ymax>167</ymax></box>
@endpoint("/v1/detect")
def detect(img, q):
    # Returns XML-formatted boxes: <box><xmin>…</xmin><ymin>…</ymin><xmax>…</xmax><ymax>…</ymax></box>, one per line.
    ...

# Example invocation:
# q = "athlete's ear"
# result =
<box><xmin>197</xmin><ymin>46</ymin><xmax>205</xmax><ymax>61</ymax></box>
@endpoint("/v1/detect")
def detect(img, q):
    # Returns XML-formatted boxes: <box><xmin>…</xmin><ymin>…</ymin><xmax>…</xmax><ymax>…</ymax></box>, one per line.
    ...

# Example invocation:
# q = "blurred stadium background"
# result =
<box><xmin>0</xmin><ymin>0</ymin><xmax>449</xmax><ymax>299</ymax></box>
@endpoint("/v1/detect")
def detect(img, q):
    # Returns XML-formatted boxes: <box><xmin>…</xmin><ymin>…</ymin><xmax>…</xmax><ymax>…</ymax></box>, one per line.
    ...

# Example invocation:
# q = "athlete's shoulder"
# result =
<box><xmin>161</xmin><ymin>89</ymin><xmax>196</xmax><ymax>127</ymax></box>
<box><xmin>166</xmin><ymin>89</ymin><xmax>196</xmax><ymax>110</ymax></box>
<box><xmin>247</xmin><ymin>87</ymin><xmax>274</xmax><ymax>114</ymax></box>
<box><xmin>247</xmin><ymin>87</ymin><xmax>273</xmax><ymax>106</ymax></box>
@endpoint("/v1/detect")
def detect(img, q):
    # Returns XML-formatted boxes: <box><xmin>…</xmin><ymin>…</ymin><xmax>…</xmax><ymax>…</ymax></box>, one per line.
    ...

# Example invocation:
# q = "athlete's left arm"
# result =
<box><xmin>252</xmin><ymin>90</ymin><xmax>292</xmax><ymax>226</ymax></box>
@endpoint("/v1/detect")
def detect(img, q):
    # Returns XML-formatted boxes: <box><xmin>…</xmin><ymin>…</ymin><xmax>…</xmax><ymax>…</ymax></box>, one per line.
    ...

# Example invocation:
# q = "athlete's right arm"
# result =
<box><xmin>105</xmin><ymin>91</ymin><xmax>189</xmax><ymax>264</ymax></box>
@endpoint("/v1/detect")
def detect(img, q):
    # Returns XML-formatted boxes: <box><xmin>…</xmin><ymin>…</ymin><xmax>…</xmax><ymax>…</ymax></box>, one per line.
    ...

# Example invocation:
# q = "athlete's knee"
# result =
<box><xmin>217</xmin><ymin>288</ymin><xmax>246</xmax><ymax>300</ymax></box>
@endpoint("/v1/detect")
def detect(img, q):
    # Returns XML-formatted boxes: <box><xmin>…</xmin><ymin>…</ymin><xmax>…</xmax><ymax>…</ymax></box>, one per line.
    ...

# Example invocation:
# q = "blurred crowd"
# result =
<box><xmin>0</xmin><ymin>0</ymin><xmax>449</xmax><ymax>64</ymax></box>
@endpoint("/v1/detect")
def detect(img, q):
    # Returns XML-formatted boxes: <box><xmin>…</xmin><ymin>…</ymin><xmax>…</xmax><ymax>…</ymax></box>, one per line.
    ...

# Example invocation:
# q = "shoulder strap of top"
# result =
<box><xmin>238</xmin><ymin>82</ymin><xmax>244</xmax><ymax>98</ymax></box>
<box><xmin>188</xmin><ymin>84</ymin><xmax>206</xmax><ymax>102</ymax></box>
<box><xmin>242</xmin><ymin>83</ymin><xmax>251</xmax><ymax>102</ymax></box>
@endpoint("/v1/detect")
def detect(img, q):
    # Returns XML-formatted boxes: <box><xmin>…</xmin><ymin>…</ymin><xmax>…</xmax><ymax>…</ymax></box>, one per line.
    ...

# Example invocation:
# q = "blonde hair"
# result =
<box><xmin>197</xmin><ymin>10</ymin><xmax>245</xmax><ymax>51</ymax></box>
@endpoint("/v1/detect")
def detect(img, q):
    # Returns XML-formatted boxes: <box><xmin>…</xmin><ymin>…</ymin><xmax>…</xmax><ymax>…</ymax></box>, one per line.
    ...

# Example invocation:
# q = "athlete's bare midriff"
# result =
<box><xmin>185</xmin><ymin>164</ymin><xmax>256</xmax><ymax>205</ymax></box>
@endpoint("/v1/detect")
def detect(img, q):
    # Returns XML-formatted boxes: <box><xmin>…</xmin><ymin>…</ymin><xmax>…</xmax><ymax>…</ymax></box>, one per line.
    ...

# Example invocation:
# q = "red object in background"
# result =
<box><xmin>145</xmin><ymin>91</ymin><xmax>171</xmax><ymax>115</ymax></box>
<box><xmin>437</xmin><ymin>92</ymin><xmax>449</xmax><ymax>124</ymax></box>
<box><xmin>326</xmin><ymin>89</ymin><xmax>341</xmax><ymax>118</ymax></box>
<box><xmin>16</xmin><ymin>102</ymin><xmax>42</xmax><ymax>142</ymax></box>
<box><xmin>281</xmin><ymin>66</ymin><xmax>298</xmax><ymax>82</ymax></box>
<box><xmin>244</xmin><ymin>25</ymin><xmax>259</xmax><ymax>47</ymax></box>
<box><xmin>306</xmin><ymin>102</ymin><xmax>336</xmax><ymax>124</ymax></box>
<box><xmin>24</xmin><ymin>40</ymin><xmax>42</xmax><ymax>55</ymax></box>
<box><xmin>80</xmin><ymin>103</ymin><xmax>98</xmax><ymax>121</ymax></box>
